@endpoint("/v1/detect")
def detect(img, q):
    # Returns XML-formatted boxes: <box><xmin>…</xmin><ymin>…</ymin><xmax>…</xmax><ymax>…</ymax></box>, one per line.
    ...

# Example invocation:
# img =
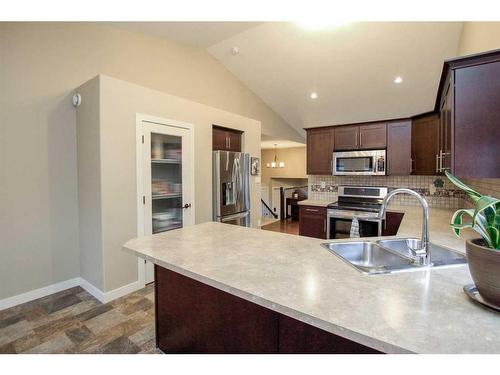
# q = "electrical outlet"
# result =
<box><xmin>320</xmin><ymin>181</ymin><xmax>326</xmax><ymax>189</ymax></box>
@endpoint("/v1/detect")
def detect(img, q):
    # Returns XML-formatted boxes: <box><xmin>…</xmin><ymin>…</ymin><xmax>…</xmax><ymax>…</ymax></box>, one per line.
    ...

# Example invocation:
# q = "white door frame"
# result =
<box><xmin>135</xmin><ymin>113</ymin><xmax>195</xmax><ymax>287</ymax></box>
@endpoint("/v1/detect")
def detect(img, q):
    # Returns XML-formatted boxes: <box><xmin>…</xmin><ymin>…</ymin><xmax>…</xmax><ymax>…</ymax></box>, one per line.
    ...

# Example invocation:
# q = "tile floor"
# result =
<box><xmin>0</xmin><ymin>284</ymin><xmax>160</xmax><ymax>354</ymax></box>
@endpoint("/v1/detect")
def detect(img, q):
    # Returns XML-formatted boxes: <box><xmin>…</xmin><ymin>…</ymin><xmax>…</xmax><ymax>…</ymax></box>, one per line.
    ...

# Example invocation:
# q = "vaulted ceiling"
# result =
<box><xmin>110</xmin><ymin>22</ymin><xmax>464</xmax><ymax>137</ymax></box>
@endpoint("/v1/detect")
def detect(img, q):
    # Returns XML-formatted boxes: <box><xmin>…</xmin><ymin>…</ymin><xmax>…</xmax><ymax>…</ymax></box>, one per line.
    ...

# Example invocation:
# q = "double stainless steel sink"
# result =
<box><xmin>322</xmin><ymin>238</ymin><xmax>467</xmax><ymax>275</ymax></box>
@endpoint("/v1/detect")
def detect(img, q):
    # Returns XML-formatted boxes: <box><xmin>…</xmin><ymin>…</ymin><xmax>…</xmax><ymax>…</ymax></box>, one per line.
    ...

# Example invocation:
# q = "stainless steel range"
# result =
<box><xmin>326</xmin><ymin>186</ymin><xmax>388</xmax><ymax>239</ymax></box>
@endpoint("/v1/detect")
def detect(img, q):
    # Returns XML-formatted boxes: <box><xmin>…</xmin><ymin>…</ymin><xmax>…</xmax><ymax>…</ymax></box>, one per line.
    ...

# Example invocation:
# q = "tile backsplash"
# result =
<box><xmin>308</xmin><ymin>175</ymin><xmax>466</xmax><ymax>209</ymax></box>
<box><xmin>461</xmin><ymin>178</ymin><xmax>500</xmax><ymax>207</ymax></box>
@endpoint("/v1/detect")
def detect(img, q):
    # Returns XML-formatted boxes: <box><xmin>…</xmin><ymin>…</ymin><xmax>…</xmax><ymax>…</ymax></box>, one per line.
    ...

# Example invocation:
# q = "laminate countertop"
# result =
<box><xmin>123</xmin><ymin>207</ymin><xmax>498</xmax><ymax>354</ymax></box>
<box><xmin>297</xmin><ymin>199</ymin><xmax>332</xmax><ymax>207</ymax></box>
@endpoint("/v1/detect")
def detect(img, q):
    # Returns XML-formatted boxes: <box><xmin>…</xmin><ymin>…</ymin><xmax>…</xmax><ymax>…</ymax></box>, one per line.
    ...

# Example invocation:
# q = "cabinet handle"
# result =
<box><xmin>435</xmin><ymin>153</ymin><xmax>440</xmax><ymax>173</ymax></box>
<box><xmin>409</xmin><ymin>158</ymin><xmax>413</xmax><ymax>173</ymax></box>
<box><xmin>305</xmin><ymin>208</ymin><xmax>319</xmax><ymax>212</ymax></box>
<box><xmin>324</xmin><ymin>218</ymin><xmax>326</xmax><ymax>233</ymax></box>
<box><xmin>229</xmin><ymin>137</ymin><xmax>231</xmax><ymax>149</ymax></box>
<box><xmin>359</xmin><ymin>132</ymin><xmax>362</xmax><ymax>147</ymax></box>
<box><xmin>226</xmin><ymin>137</ymin><xmax>229</xmax><ymax>149</ymax></box>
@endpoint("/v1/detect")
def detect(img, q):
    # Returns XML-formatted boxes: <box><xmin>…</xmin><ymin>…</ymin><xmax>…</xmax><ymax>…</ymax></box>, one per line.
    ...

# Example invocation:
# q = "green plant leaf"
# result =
<box><xmin>487</xmin><ymin>226</ymin><xmax>500</xmax><ymax>249</ymax></box>
<box><xmin>473</xmin><ymin>195</ymin><xmax>500</xmax><ymax>224</ymax></box>
<box><xmin>451</xmin><ymin>209</ymin><xmax>474</xmax><ymax>236</ymax></box>
<box><xmin>444</xmin><ymin>171</ymin><xmax>482</xmax><ymax>202</ymax></box>
<box><xmin>450</xmin><ymin>208</ymin><xmax>493</xmax><ymax>248</ymax></box>
<box><xmin>446</xmin><ymin>171</ymin><xmax>498</xmax><ymax>250</ymax></box>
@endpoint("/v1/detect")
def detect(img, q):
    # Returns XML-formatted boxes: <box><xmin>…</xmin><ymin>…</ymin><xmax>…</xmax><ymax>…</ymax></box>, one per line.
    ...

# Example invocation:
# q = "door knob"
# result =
<box><xmin>183</xmin><ymin>203</ymin><xmax>191</xmax><ymax>209</ymax></box>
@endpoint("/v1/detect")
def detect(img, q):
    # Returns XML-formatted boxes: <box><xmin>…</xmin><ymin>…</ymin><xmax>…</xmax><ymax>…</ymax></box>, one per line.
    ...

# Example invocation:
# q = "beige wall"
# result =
<box><xmin>76</xmin><ymin>77</ymin><xmax>104</xmax><ymax>290</ymax></box>
<box><xmin>261</xmin><ymin>147</ymin><xmax>307</xmax><ymax>187</ymax></box>
<box><xmin>94</xmin><ymin>75</ymin><xmax>261</xmax><ymax>291</ymax></box>
<box><xmin>0</xmin><ymin>22</ymin><xmax>299</xmax><ymax>300</ymax></box>
<box><xmin>458</xmin><ymin>22</ymin><xmax>500</xmax><ymax>56</ymax></box>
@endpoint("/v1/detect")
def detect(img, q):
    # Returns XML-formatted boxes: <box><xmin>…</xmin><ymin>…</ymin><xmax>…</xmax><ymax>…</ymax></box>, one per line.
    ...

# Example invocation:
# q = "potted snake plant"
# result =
<box><xmin>445</xmin><ymin>171</ymin><xmax>500</xmax><ymax>306</ymax></box>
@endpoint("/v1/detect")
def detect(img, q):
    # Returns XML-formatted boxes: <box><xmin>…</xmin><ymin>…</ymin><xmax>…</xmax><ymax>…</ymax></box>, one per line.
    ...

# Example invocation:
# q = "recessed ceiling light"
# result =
<box><xmin>310</xmin><ymin>92</ymin><xmax>318</xmax><ymax>99</ymax></box>
<box><xmin>394</xmin><ymin>76</ymin><xmax>403</xmax><ymax>84</ymax></box>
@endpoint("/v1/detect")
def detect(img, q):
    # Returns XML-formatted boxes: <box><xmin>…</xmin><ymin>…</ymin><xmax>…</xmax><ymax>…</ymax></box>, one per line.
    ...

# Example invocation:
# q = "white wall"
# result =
<box><xmin>0</xmin><ymin>22</ymin><xmax>300</xmax><ymax>301</ymax></box>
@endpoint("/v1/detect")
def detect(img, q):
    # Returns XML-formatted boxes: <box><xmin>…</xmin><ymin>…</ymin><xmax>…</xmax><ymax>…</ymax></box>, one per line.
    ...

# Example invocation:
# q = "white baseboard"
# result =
<box><xmin>78</xmin><ymin>278</ymin><xmax>106</xmax><ymax>303</ymax></box>
<box><xmin>100</xmin><ymin>280</ymin><xmax>144</xmax><ymax>303</ymax></box>
<box><xmin>79</xmin><ymin>278</ymin><xmax>144</xmax><ymax>304</ymax></box>
<box><xmin>0</xmin><ymin>277</ymin><xmax>145</xmax><ymax>311</ymax></box>
<box><xmin>0</xmin><ymin>278</ymin><xmax>81</xmax><ymax>311</ymax></box>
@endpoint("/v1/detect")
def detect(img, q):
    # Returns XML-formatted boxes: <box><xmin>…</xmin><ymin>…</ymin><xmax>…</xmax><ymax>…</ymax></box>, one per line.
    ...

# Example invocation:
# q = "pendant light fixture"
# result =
<box><xmin>266</xmin><ymin>144</ymin><xmax>285</xmax><ymax>168</ymax></box>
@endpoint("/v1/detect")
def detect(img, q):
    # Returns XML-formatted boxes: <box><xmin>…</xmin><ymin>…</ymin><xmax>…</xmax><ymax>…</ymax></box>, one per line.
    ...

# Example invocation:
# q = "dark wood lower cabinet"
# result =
<box><xmin>154</xmin><ymin>265</ymin><xmax>278</xmax><ymax>353</ymax></box>
<box><xmin>279</xmin><ymin>315</ymin><xmax>380</xmax><ymax>354</ymax></box>
<box><xmin>382</xmin><ymin>211</ymin><xmax>405</xmax><ymax>236</ymax></box>
<box><xmin>155</xmin><ymin>266</ymin><xmax>382</xmax><ymax>354</ymax></box>
<box><xmin>299</xmin><ymin>205</ymin><xmax>327</xmax><ymax>239</ymax></box>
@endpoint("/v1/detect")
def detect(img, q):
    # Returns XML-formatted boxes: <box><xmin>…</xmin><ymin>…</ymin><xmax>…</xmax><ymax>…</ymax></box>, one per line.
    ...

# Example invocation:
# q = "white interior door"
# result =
<box><xmin>138</xmin><ymin>117</ymin><xmax>194</xmax><ymax>284</ymax></box>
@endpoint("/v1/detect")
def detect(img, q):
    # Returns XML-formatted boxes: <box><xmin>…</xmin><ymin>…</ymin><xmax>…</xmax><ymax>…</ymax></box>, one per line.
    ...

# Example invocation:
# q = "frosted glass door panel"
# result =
<box><xmin>151</xmin><ymin>133</ymin><xmax>183</xmax><ymax>234</ymax></box>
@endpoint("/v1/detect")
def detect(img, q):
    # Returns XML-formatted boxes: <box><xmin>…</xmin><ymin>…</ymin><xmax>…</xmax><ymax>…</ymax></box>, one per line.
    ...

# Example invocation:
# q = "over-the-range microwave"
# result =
<box><xmin>333</xmin><ymin>150</ymin><xmax>386</xmax><ymax>176</ymax></box>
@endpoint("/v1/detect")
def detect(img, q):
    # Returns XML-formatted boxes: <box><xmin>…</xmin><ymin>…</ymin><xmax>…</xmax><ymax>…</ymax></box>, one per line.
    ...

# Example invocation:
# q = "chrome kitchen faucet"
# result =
<box><xmin>378</xmin><ymin>189</ymin><xmax>432</xmax><ymax>266</ymax></box>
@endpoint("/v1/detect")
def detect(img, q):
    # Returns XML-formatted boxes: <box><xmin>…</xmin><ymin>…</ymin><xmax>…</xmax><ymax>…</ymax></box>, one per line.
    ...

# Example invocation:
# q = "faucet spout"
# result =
<box><xmin>378</xmin><ymin>188</ymin><xmax>431</xmax><ymax>266</ymax></box>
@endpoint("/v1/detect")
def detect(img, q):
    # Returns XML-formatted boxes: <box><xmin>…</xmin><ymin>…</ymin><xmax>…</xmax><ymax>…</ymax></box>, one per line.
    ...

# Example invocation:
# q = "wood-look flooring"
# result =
<box><xmin>261</xmin><ymin>218</ymin><xmax>300</xmax><ymax>236</ymax></box>
<box><xmin>0</xmin><ymin>284</ymin><xmax>160</xmax><ymax>354</ymax></box>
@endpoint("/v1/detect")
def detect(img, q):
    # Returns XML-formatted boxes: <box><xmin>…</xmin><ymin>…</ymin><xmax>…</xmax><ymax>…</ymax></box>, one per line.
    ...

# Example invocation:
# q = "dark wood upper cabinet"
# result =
<box><xmin>227</xmin><ymin>131</ymin><xmax>241</xmax><ymax>152</ymax></box>
<box><xmin>387</xmin><ymin>121</ymin><xmax>411</xmax><ymax>175</ymax></box>
<box><xmin>453</xmin><ymin>61</ymin><xmax>500</xmax><ymax>177</ymax></box>
<box><xmin>306</xmin><ymin>128</ymin><xmax>334</xmax><ymax>175</ymax></box>
<box><xmin>333</xmin><ymin>125</ymin><xmax>359</xmax><ymax>151</ymax></box>
<box><xmin>333</xmin><ymin>123</ymin><xmax>387</xmax><ymax>151</ymax></box>
<box><xmin>411</xmin><ymin>113</ymin><xmax>439</xmax><ymax>175</ymax></box>
<box><xmin>212</xmin><ymin>126</ymin><xmax>243</xmax><ymax>152</ymax></box>
<box><xmin>359</xmin><ymin>123</ymin><xmax>387</xmax><ymax>149</ymax></box>
<box><xmin>434</xmin><ymin>50</ymin><xmax>500</xmax><ymax>178</ymax></box>
<box><xmin>213</xmin><ymin>128</ymin><xmax>228</xmax><ymax>150</ymax></box>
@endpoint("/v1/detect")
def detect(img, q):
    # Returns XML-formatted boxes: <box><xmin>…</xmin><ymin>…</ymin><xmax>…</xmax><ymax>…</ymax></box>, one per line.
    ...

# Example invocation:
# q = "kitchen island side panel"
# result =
<box><xmin>154</xmin><ymin>265</ymin><xmax>278</xmax><ymax>353</ymax></box>
<box><xmin>154</xmin><ymin>265</ymin><xmax>382</xmax><ymax>354</ymax></box>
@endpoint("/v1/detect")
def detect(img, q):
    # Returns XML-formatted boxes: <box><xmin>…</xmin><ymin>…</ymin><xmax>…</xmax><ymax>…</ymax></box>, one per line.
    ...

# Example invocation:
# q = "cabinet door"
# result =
<box><xmin>213</xmin><ymin>128</ymin><xmax>228</xmax><ymax>151</ymax></box>
<box><xmin>299</xmin><ymin>206</ymin><xmax>327</xmax><ymax>239</ymax></box>
<box><xmin>411</xmin><ymin>114</ymin><xmax>439</xmax><ymax>175</ymax></box>
<box><xmin>307</xmin><ymin>128</ymin><xmax>334</xmax><ymax>175</ymax></box>
<box><xmin>333</xmin><ymin>125</ymin><xmax>359</xmax><ymax>150</ymax></box>
<box><xmin>454</xmin><ymin>62</ymin><xmax>500</xmax><ymax>177</ymax></box>
<box><xmin>359</xmin><ymin>123</ymin><xmax>387</xmax><ymax>149</ymax></box>
<box><xmin>227</xmin><ymin>131</ymin><xmax>242</xmax><ymax>152</ymax></box>
<box><xmin>387</xmin><ymin>121</ymin><xmax>411</xmax><ymax>175</ymax></box>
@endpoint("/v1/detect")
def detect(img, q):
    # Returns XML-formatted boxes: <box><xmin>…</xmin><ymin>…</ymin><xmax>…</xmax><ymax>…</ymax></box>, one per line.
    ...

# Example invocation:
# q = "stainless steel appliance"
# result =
<box><xmin>213</xmin><ymin>151</ymin><xmax>250</xmax><ymax>226</ymax></box>
<box><xmin>327</xmin><ymin>186</ymin><xmax>388</xmax><ymax>239</ymax></box>
<box><xmin>333</xmin><ymin>150</ymin><xmax>386</xmax><ymax>176</ymax></box>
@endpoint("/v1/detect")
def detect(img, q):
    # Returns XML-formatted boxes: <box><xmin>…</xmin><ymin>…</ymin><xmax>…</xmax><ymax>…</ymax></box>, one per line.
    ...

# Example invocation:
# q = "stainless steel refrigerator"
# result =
<box><xmin>213</xmin><ymin>151</ymin><xmax>250</xmax><ymax>226</ymax></box>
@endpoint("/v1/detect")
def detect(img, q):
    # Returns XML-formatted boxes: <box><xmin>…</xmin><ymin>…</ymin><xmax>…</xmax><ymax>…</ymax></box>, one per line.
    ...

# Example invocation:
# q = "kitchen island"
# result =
<box><xmin>123</xmin><ymin>220</ymin><xmax>500</xmax><ymax>354</ymax></box>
